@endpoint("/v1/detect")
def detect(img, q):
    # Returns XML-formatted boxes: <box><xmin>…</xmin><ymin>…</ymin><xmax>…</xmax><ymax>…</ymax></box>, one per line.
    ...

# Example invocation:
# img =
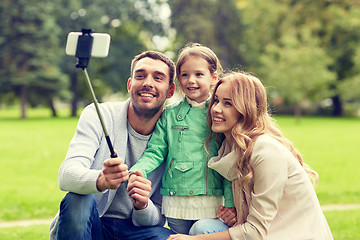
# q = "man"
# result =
<box><xmin>49</xmin><ymin>50</ymin><xmax>176</xmax><ymax>240</ymax></box>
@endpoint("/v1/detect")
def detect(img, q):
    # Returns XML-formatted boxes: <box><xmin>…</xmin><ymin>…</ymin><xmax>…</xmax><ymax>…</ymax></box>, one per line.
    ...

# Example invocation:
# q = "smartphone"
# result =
<box><xmin>65</xmin><ymin>32</ymin><xmax>111</xmax><ymax>58</ymax></box>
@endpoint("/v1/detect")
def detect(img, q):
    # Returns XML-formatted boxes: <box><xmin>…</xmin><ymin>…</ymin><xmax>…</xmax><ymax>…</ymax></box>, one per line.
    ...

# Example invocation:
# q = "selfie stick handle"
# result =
<box><xmin>83</xmin><ymin>69</ymin><xmax>118</xmax><ymax>158</ymax></box>
<box><xmin>75</xmin><ymin>29</ymin><xmax>117</xmax><ymax>158</ymax></box>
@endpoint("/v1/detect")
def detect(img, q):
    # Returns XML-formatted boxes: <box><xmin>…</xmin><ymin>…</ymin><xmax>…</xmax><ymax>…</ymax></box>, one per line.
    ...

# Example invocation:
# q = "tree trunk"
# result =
<box><xmin>332</xmin><ymin>95</ymin><xmax>343</xmax><ymax>116</ymax></box>
<box><xmin>70</xmin><ymin>71</ymin><xmax>78</xmax><ymax>117</ymax></box>
<box><xmin>294</xmin><ymin>103</ymin><xmax>302</xmax><ymax>123</ymax></box>
<box><xmin>20</xmin><ymin>85</ymin><xmax>27</xmax><ymax>119</ymax></box>
<box><xmin>49</xmin><ymin>97</ymin><xmax>57</xmax><ymax>117</ymax></box>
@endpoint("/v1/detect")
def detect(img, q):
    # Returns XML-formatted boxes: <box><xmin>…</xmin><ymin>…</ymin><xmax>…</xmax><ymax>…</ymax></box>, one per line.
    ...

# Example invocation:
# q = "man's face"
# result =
<box><xmin>128</xmin><ymin>57</ymin><xmax>174</xmax><ymax>119</ymax></box>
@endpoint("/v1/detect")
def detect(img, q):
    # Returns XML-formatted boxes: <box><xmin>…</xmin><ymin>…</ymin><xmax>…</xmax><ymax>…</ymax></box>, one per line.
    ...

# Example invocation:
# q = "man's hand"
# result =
<box><xmin>96</xmin><ymin>156</ymin><xmax>129</xmax><ymax>192</ymax></box>
<box><xmin>127</xmin><ymin>171</ymin><xmax>151</xmax><ymax>210</ymax></box>
<box><xmin>217</xmin><ymin>205</ymin><xmax>237</xmax><ymax>227</ymax></box>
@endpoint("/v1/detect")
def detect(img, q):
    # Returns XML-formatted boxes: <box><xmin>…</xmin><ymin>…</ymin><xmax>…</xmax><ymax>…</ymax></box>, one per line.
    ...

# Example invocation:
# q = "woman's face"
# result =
<box><xmin>211</xmin><ymin>81</ymin><xmax>242</xmax><ymax>139</ymax></box>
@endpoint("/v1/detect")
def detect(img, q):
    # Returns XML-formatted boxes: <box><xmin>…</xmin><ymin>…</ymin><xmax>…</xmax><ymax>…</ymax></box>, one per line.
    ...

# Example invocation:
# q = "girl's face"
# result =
<box><xmin>178</xmin><ymin>56</ymin><xmax>218</xmax><ymax>103</ymax></box>
<box><xmin>211</xmin><ymin>81</ymin><xmax>242</xmax><ymax>139</ymax></box>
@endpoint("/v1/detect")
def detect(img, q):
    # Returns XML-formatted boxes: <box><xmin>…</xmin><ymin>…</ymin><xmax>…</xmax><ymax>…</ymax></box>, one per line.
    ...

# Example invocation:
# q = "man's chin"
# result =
<box><xmin>133</xmin><ymin>103</ymin><xmax>163</xmax><ymax>119</ymax></box>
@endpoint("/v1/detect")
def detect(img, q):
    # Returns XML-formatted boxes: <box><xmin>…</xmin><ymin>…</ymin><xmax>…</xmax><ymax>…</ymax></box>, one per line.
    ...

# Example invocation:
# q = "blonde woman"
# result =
<box><xmin>168</xmin><ymin>71</ymin><xmax>333</xmax><ymax>240</ymax></box>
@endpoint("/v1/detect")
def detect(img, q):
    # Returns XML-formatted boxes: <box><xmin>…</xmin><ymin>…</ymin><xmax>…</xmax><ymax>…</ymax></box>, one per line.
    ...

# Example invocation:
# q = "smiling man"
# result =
<box><xmin>50</xmin><ymin>51</ymin><xmax>175</xmax><ymax>240</ymax></box>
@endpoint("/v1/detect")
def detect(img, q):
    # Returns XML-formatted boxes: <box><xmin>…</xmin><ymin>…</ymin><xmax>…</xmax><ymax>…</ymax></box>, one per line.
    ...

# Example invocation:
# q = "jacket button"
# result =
<box><xmin>181</xmin><ymin>165</ymin><xmax>185</xmax><ymax>170</ymax></box>
<box><xmin>170</xmin><ymin>191</ymin><xmax>175</xmax><ymax>196</ymax></box>
<box><xmin>189</xmin><ymin>190</ymin><xmax>194</xmax><ymax>195</ymax></box>
<box><xmin>178</xmin><ymin>114</ymin><xmax>182</xmax><ymax>119</ymax></box>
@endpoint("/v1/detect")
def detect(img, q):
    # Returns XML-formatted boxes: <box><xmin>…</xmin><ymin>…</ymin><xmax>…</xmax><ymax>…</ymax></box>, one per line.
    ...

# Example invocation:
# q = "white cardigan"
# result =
<box><xmin>208</xmin><ymin>134</ymin><xmax>333</xmax><ymax>240</ymax></box>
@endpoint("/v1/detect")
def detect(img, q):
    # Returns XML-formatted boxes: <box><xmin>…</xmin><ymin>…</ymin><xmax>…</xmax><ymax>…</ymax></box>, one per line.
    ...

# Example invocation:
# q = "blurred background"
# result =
<box><xmin>1</xmin><ymin>1</ymin><xmax>360</xmax><ymax>239</ymax></box>
<box><xmin>1</xmin><ymin>0</ymin><xmax>360</xmax><ymax>119</ymax></box>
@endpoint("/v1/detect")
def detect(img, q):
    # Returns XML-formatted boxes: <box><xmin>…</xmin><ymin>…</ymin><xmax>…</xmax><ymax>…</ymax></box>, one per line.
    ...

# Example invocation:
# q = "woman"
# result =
<box><xmin>167</xmin><ymin>71</ymin><xmax>333</xmax><ymax>239</ymax></box>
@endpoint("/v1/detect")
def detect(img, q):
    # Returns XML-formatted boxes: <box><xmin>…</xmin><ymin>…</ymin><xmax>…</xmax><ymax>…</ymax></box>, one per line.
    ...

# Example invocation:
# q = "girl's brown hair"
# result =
<box><xmin>176</xmin><ymin>43</ymin><xmax>223</xmax><ymax>83</ymax></box>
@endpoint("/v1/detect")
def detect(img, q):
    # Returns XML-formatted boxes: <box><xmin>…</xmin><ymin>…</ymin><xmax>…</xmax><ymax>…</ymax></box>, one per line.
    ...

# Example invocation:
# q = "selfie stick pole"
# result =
<box><xmin>75</xmin><ymin>29</ymin><xmax>117</xmax><ymax>158</ymax></box>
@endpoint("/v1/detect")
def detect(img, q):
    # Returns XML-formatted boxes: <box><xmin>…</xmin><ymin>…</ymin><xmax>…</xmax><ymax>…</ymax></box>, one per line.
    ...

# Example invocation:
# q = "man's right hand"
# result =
<box><xmin>96</xmin><ymin>156</ymin><xmax>129</xmax><ymax>191</ymax></box>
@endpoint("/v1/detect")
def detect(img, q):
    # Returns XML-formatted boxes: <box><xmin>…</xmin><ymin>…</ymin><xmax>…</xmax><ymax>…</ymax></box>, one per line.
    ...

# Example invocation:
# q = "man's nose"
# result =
<box><xmin>143</xmin><ymin>75</ymin><xmax>154</xmax><ymax>87</ymax></box>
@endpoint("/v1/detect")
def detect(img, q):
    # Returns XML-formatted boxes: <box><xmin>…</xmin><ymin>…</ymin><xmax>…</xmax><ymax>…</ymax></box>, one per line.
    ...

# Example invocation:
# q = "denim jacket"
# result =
<box><xmin>130</xmin><ymin>97</ymin><xmax>234</xmax><ymax>208</ymax></box>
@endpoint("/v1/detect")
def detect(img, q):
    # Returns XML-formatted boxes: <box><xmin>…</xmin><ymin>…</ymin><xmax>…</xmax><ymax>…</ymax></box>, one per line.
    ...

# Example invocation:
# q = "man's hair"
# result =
<box><xmin>130</xmin><ymin>51</ymin><xmax>175</xmax><ymax>85</ymax></box>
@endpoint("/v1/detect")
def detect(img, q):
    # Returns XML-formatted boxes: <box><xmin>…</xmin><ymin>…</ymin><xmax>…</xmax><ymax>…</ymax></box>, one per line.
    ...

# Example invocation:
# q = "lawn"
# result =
<box><xmin>0</xmin><ymin>107</ymin><xmax>359</xmax><ymax>239</ymax></box>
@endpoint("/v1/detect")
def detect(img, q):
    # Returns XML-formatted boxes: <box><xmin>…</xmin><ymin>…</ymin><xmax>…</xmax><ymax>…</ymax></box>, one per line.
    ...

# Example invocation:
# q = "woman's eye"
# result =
<box><xmin>225</xmin><ymin>101</ymin><xmax>232</xmax><ymax>106</ymax></box>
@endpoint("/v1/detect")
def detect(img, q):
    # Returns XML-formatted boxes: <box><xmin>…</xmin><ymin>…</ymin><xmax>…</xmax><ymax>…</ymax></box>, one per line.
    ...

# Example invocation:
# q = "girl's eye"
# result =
<box><xmin>196</xmin><ymin>73</ymin><xmax>203</xmax><ymax>77</ymax></box>
<box><xmin>213</xmin><ymin>98</ymin><xmax>219</xmax><ymax>103</ymax></box>
<box><xmin>225</xmin><ymin>101</ymin><xmax>232</xmax><ymax>106</ymax></box>
<box><xmin>181</xmin><ymin>73</ymin><xmax>188</xmax><ymax>78</ymax></box>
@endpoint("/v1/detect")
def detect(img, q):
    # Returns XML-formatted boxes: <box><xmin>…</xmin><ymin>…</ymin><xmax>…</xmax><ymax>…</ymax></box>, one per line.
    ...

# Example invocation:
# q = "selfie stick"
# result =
<box><xmin>75</xmin><ymin>29</ymin><xmax>117</xmax><ymax>158</ymax></box>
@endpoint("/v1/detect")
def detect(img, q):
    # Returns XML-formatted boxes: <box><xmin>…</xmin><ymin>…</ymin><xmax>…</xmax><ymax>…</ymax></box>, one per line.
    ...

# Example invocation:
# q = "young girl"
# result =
<box><xmin>129</xmin><ymin>43</ymin><xmax>235</xmax><ymax>234</ymax></box>
<box><xmin>168</xmin><ymin>71</ymin><xmax>333</xmax><ymax>239</ymax></box>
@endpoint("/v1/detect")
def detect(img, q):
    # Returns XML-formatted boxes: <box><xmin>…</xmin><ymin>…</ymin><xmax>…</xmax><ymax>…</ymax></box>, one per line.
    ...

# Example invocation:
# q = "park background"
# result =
<box><xmin>0</xmin><ymin>0</ymin><xmax>359</xmax><ymax>239</ymax></box>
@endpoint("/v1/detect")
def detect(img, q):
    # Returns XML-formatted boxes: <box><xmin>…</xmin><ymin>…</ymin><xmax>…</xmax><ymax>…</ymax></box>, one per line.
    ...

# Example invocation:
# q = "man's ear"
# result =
<box><xmin>167</xmin><ymin>82</ymin><xmax>175</xmax><ymax>98</ymax></box>
<box><xmin>127</xmin><ymin>78</ymin><xmax>132</xmax><ymax>92</ymax></box>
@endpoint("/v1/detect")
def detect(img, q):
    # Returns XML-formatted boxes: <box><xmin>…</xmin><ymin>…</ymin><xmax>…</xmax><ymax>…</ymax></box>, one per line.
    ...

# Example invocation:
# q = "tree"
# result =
<box><xmin>55</xmin><ymin>0</ymin><xmax>171</xmax><ymax>116</ymax></box>
<box><xmin>168</xmin><ymin>0</ymin><xmax>245</xmax><ymax>69</ymax></box>
<box><xmin>241</xmin><ymin>0</ymin><xmax>360</xmax><ymax>116</ymax></box>
<box><xmin>0</xmin><ymin>0</ymin><xmax>67</xmax><ymax>118</ymax></box>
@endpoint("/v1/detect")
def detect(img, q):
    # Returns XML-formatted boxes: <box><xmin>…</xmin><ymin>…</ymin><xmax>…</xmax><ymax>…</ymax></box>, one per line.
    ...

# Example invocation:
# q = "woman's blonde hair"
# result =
<box><xmin>207</xmin><ymin>71</ymin><xmax>318</xmax><ymax>188</ymax></box>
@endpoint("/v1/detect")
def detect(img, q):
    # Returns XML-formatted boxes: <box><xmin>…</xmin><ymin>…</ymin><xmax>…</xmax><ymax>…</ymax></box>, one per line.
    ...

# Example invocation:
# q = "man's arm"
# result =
<box><xmin>59</xmin><ymin>104</ymin><xmax>129</xmax><ymax>194</ymax></box>
<box><xmin>127</xmin><ymin>171</ymin><xmax>165</xmax><ymax>226</ymax></box>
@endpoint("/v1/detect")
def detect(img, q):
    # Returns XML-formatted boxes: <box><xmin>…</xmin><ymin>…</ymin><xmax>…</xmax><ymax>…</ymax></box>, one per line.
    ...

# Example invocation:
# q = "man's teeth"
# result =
<box><xmin>140</xmin><ymin>93</ymin><xmax>154</xmax><ymax>97</ymax></box>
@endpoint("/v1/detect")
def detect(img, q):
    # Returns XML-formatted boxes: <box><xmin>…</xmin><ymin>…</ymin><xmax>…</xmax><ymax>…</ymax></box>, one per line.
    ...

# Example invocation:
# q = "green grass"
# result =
<box><xmin>0</xmin><ymin>224</ymin><xmax>50</xmax><ymax>240</ymax></box>
<box><xmin>0</xmin><ymin>107</ymin><xmax>359</xmax><ymax>238</ymax></box>
<box><xmin>275</xmin><ymin>116</ymin><xmax>360</xmax><ymax>205</ymax></box>
<box><xmin>0</xmin><ymin>108</ymin><xmax>77</xmax><ymax>221</ymax></box>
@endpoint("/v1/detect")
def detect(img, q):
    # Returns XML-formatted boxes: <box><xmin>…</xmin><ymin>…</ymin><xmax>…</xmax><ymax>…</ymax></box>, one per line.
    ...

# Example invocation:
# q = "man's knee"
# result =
<box><xmin>59</xmin><ymin>192</ymin><xmax>96</xmax><ymax>224</ymax></box>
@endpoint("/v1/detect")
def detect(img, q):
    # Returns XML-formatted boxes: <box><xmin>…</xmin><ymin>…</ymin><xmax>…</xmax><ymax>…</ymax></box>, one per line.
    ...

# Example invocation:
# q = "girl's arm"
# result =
<box><xmin>129</xmin><ymin>112</ymin><xmax>169</xmax><ymax>177</ymax></box>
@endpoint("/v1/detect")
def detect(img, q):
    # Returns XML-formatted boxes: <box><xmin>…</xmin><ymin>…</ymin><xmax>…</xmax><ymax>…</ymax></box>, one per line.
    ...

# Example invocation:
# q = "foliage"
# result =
<box><xmin>241</xmin><ymin>0</ymin><xmax>360</xmax><ymax>116</ymax></box>
<box><xmin>168</xmin><ymin>0</ymin><xmax>245</xmax><ymax>69</ymax></box>
<box><xmin>0</xmin><ymin>0</ymin><xmax>67</xmax><ymax>118</ymax></box>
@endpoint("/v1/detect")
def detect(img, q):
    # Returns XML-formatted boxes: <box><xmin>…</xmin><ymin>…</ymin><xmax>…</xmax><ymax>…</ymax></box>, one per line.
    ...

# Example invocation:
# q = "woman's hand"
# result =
<box><xmin>217</xmin><ymin>205</ymin><xmax>237</xmax><ymax>227</ymax></box>
<box><xmin>167</xmin><ymin>234</ymin><xmax>198</xmax><ymax>240</ymax></box>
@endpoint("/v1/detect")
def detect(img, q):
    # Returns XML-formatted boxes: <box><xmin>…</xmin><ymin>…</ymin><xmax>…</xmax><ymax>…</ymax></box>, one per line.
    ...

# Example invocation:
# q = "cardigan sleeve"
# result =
<box><xmin>58</xmin><ymin>104</ymin><xmax>105</xmax><ymax>194</ymax></box>
<box><xmin>229</xmin><ymin>135</ymin><xmax>288</xmax><ymax>239</ymax></box>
